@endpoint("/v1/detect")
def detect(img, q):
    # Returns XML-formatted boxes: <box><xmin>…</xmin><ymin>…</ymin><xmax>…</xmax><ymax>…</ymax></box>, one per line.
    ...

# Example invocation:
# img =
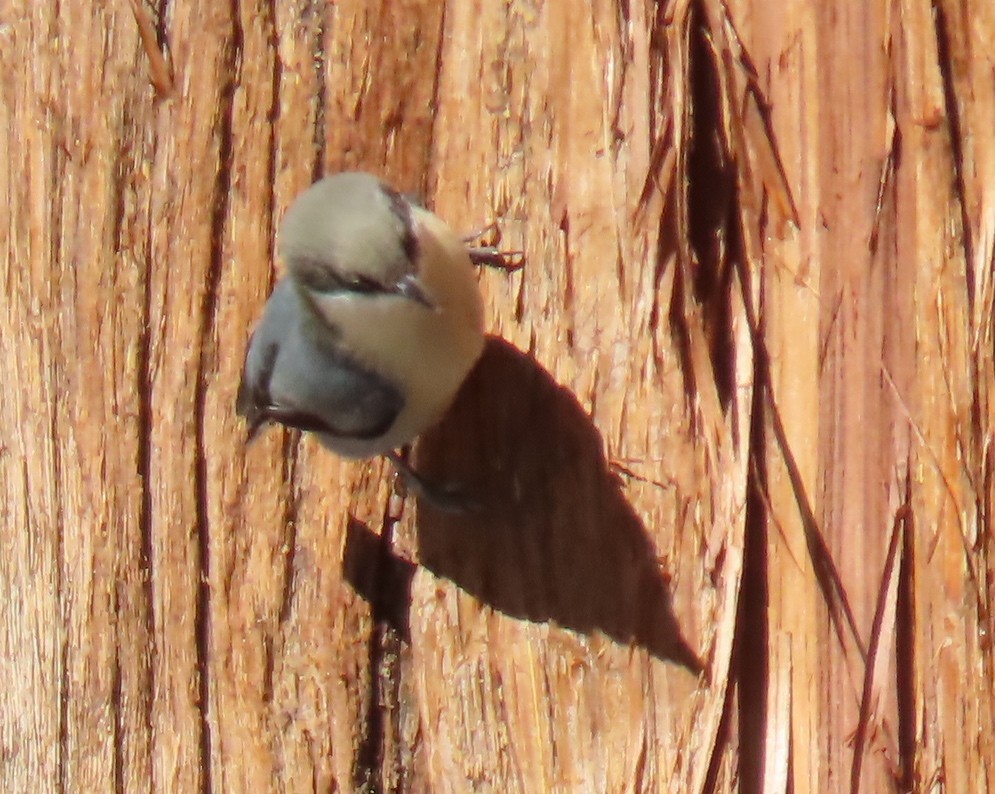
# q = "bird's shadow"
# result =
<box><xmin>344</xmin><ymin>337</ymin><xmax>703</xmax><ymax>674</ymax></box>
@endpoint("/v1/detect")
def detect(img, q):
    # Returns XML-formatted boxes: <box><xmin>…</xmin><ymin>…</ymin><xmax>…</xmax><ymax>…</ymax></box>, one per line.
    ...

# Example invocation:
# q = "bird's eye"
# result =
<box><xmin>348</xmin><ymin>275</ymin><xmax>383</xmax><ymax>293</ymax></box>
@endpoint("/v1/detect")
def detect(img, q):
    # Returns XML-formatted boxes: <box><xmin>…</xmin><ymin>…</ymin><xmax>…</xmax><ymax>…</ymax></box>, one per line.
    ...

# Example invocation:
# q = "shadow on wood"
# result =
<box><xmin>345</xmin><ymin>337</ymin><xmax>703</xmax><ymax>675</ymax></box>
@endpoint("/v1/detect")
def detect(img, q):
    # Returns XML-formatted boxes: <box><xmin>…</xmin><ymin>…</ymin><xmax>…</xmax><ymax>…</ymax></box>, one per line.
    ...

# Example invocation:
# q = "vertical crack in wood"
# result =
<box><xmin>932</xmin><ymin>5</ymin><xmax>992</xmax><ymax>650</ymax></box>
<box><xmin>193</xmin><ymin>2</ymin><xmax>243</xmax><ymax>789</ymax></box>
<box><xmin>352</xmin><ymin>501</ymin><xmax>405</xmax><ymax>793</ymax></box>
<box><xmin>265</xmin><ymin>0</ymin><xmax>281</xmax><ymax>286</ymax></box>
<box><xmin>278</xmin><ymin>437</ymin><xmax>300</xmax><ymax>631</ymax></box>
<box><xmin>58</xmin><ymin>608</ymin><xmax>68</xmax><ymax>794</ymax></box>
<box><xmin>423</xmin><ymin>0</ymin><xmax>448</xmax><ymax>199</ymax></box>
<box><xmin>263</xmin><ymin>0</ymin><xmax>292</xmax><ymax>701</ymax></box>
<box><xmin>354</xmin><ymin>638</ymin><xmax>387</xmax><ymax>794</ymax></box>
<box><xmin>895</xmin><ymin>468</ymin><xmax>916</xmax><ymax>792</ymax></box>
<box><xmin>734</xmin><ymin>386</ymin><xmax>770</xmax><ymax>792</ymax></box>
<box><xmin>311</xmin><ymin>0</ymin><xmax>326</xmax><ymax>178</ymax></box>
<box><xmin>111</xmin><ymin>650</ymin><xmax>124</xmax><ymax>794</ymax></box>
<box><xmin>49</xmin><ymin>305</ymin><xmax>67</xmax><ymax>794</ymax></box>
<box><xmin>684</xmin><ymin>1</ymin><xmax>736</xmax><ymax>411</ymax></box>
<box><xmin>193</xmin><ymin>261</ymin><xmax>218</xmax><ymax>776</ymax></box>
<box><xmin>930</xmin><ymin>1</ymin><xmax>974</xmax><ymax>308</ymax></box>
<box><xmin>42</xmin><ymin>36</ymin><xmax>69</xmax><ymax>780</ymax></box>
<box><xmin>109</xmin><ymin>83</ymin><xmax>134</xmax><ymax>794</ymax></box>
<box><xmin>666</xmin><ymin>2</ymin><xmax>738</xmax><ymax>422</ymax></box>
<box><xmin>111</xmin><ymin>658</ymin><xmax>129</xmax><ymax>794</ymax></box>
<box><xmin>701</xmin><ymin>665</ymin><xmax>738</xmax><ymax>794</ymax></box>
<box><xmin>136</xmin><ymin>153</ymin><xmax>157</xmax><ymax>791</ymax></box>
<box><xmin>354</xmin><ymin>576</ymin><xmax>388</xmax><ymax>791</ymax></box>
<box><xmin>261</xmin><ymin>432</ymin><xmax>299</xmax><ymax>706</ymax></box>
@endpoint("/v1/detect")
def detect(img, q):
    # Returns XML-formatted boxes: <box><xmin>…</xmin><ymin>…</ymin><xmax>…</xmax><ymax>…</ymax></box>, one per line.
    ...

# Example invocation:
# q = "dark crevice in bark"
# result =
<box><xmin>932</xmin><ymin>2</ymin><xmax>974</xmax><ymax>310</ymax></box>
<box><xmin>156</xmin><ymin>0</ymin><xmax>172</xmax><ymax>49</ymax></box>
<box><xmin>136</xmin><ymin>145</ymin><xmax>157</xmax><ymax>794</ymax></box>
<box><xmin>423</xmin><ymin>1</ymin><xmax>448</xmax><ymax>199</ymax></box>
<box><xmin>734</xmin><ymin>475</ymin><xmax>770</xmax><ymax>794</ymax></box>
<box><xmin>47</xmin><ymin>3</ymin><xmax>69</xmax><ymax>782</ymax></box>
<box><xmin>50</xmin><ymin>215</ymin><xmax>68</xmax><ymax>794</ymax></box>
<box><xmin>311</xmin><ymin>0</ymin><xmax>327</xmax><ymax>179</ymax></box>
<box><xmin>258</xmin><ymin>0</ymin><xmax>290</xmax><ymax>709</ymax></box>
<box><xmin>58</xmin><ymin>634</ymin><xmax>68</xmax><ymax>794</ymax></box>
<box><xmin>933</xmin><ymin>6</ymin><xmax>994</xmax><ymax>656</ymax></box>
<box><xmin>352</xmin><ymin>542</ymin><xmax>387</xmax><ymax>793</ymax></box>
<box><xmin>895</xmin><ymin>473</ymin><xmax>917</xmax><ymax>792</ymax></box>
<box><xmin>47</xmin><ymin>330</ymin><xmax>68</xmax><ymax>794</ymax></box>
<box><xmin>193</xmin><ymin>3</ymin><xmax>243</xmax><ymax>789</ymax></box>
<box><xmin>278</xmin><ymin>440</ymin><xmax>300</xmax><ymax>632</ymax></box>
<box><xmin>348</xmin><ymin>467</ymin><xmax>427</xmax><ymax>792</ymax></box>
<box><xmin>684</xmin><ymin>0</ymin><xmax>738</xmax><ymax>411</ymax></box>
<box><xmin>262</xmin><ymin>434</ymin><xmax>300</xmax><ymax>706</ymax></box>
<box><xmin>354</xmin><ymin>656</ymin><xmax>389</xmax><ymax>791</ymax></box>
<box><xmin>665</xmin><ymin>1</ymin><xmax>739</xmax><ymax>419</ymax></box>
<box><xmin>111</xmin><ymin>650</ymin><xmax>124</xmax><ymax>794</ymax></box>
<box><xmin>265</xmin><ymin>0</ymin><xmax>281</xmax><ymax>276</ymax></box>
<box><xmin>735</xmin><ymin>336</ymin><xmax>770</xmax><ymax>794</ymax></box>
<box><xmin>108</xmin><ymin>145</ymin><xmax>145</xmax><ymax>767</ymax></box>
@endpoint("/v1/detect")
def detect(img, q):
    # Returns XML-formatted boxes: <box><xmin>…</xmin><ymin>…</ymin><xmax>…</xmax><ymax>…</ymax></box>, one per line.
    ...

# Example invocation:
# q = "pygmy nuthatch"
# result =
<box><xmin>237</xmin><ymin>172</ymin><xmax>517</xmax><ymax>509</ymax></box>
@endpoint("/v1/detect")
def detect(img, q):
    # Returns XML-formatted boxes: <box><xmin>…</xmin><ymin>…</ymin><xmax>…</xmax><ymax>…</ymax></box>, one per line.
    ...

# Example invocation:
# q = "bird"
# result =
<box><xmin>237</xmin><ymin>172</ymin><xmax>519</xmax><ymax>510</ymax></box>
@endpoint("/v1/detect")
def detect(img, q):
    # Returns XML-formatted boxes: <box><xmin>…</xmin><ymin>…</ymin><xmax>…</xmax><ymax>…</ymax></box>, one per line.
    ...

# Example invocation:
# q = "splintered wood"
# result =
<box><xmin>2</xmin><ymin>0</ymin><xmax>992</xmax><ymax>791</ymax></box>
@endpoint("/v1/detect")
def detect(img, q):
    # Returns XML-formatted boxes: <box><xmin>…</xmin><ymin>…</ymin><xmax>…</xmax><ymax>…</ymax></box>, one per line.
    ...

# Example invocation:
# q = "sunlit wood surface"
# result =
<box><xmin>2</xmin><ymin>0</ymin><xmax>992</xmax><ymax>791</ymax></box>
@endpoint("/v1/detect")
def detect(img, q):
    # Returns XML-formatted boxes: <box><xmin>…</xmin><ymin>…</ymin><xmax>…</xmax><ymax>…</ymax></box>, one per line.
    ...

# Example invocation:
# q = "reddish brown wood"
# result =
<box><xmin>2</xmin><ymin>0</ymin><xmax>992</xmax><ymax>791</ymax></box>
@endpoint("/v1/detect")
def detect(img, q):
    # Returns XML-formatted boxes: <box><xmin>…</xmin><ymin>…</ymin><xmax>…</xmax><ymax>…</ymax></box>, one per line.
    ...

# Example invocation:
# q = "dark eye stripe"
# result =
<box><xmin>348</xmin><ymin>274</ymin><xmax>387</xmax><ymax>294</ymax></box>
<box><xmin>293</xmin><ymin>259</ymin><xmax>385</xmax><ymax>295</ymax></box>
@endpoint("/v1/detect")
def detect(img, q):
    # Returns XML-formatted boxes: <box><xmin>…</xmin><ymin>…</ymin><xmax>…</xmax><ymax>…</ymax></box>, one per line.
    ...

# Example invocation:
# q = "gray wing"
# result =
<box><xmin>237</xmin><ymin>278</ymin><xmax>404</xmax><ymax>441</ymax></box>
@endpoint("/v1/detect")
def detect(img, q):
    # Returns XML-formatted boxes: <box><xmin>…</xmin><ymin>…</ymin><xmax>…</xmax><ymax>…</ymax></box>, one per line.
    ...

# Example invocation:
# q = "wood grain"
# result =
<box><xmin>1</xmin><ymin>0</ymin><xmax>991</xmax><ymax>791</ymax></box>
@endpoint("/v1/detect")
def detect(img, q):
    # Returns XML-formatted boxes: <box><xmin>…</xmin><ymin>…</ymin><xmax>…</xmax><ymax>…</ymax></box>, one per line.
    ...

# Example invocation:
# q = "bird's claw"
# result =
<box><xmin>463</xmin><ymin>224</ymin><xmax>525</xmax><ymax>271</ymax></box>
<box><xmin>386</xmin><ymin>451</ymin><xmax>482</xmax><ymax>514</ymax></box>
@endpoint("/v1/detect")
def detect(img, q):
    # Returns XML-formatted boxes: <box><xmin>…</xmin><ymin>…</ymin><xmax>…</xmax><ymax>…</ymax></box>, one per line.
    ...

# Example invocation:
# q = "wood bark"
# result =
<box><xmin>1</xmin><ymin>0</ymin><xmax>992</xmax><ymax>791</ymax></box>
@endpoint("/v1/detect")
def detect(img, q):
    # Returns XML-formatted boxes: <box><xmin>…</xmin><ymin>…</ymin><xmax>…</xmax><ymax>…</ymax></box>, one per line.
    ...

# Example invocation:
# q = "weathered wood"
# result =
<box><xmin>2</xmin><ymin>0</ymin><xmax>992</xmax><ymax>791</ymax></box>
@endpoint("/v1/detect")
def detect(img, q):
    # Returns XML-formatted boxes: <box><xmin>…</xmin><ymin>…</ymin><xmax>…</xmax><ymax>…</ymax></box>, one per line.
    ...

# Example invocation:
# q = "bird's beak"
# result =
<box><xmin>394</xmin><ymin>274</ymin><xmax>437</xmax><ymax>310</ymax></box>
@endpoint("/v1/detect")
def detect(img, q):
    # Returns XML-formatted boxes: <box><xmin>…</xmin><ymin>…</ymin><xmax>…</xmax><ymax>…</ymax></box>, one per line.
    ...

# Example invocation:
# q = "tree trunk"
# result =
<box><xmin>2</xmin><ymin>0</ymin><xmax>992</xmax><ymax>791</ymax></box>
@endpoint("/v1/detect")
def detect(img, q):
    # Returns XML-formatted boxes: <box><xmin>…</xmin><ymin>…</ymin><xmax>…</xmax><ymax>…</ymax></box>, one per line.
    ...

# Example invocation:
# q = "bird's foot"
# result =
<box><xmin>385</xmin><ymin>451</ymin><xmax>481</xmax><ymax>514</ymax></box>
<box><xmin>463</xmin><ymin>223</ymin><xmax>525</xmax><ymax>271</ymax></box>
